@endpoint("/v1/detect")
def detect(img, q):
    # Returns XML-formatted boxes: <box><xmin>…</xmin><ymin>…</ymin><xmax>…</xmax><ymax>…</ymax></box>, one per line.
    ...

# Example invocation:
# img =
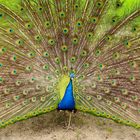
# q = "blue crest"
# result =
<box><xmin>70</xmin><ymin>72</ymin><xmax>75</xmax><ymax>79</ymax></box>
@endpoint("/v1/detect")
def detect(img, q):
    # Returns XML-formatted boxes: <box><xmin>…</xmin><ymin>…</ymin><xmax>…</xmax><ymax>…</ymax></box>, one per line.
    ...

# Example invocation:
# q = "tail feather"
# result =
<box><xmin>0</xmin><ymin>0</ymin><xmax>140</xmax><ymax>129</ymax></box>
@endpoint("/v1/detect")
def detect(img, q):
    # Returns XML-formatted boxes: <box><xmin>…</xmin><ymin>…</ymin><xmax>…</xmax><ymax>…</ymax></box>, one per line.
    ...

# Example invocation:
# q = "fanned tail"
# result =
<box><xmin>0</xmin><ymin>0</ymin><xmax>140</xmax><ymax>129</ymax></box>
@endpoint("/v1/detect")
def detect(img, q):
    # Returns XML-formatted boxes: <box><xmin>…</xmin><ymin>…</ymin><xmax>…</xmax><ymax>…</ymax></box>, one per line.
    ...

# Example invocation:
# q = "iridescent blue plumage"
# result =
<box><xmin>58</xmin><ymin>78</ymin><xmax>75</xmax><ymax>111</ymax></box>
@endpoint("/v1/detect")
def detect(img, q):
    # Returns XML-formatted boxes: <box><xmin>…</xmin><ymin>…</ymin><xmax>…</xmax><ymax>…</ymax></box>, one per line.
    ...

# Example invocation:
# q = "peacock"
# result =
<box><xmin>0</xmin><ymin>0</ymin><xmax>140</xmax><ymax>130</ymax></box>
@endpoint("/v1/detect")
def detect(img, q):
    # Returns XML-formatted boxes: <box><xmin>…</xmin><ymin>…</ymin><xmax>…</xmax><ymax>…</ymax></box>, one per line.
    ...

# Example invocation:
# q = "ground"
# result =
<box><xmin>0</xmin><ymin>111</ymin><xmax>140</xmax><ymax>140</ymax></box>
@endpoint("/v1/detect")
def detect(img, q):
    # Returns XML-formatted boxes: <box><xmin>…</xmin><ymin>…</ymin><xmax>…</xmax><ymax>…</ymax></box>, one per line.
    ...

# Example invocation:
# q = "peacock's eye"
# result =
<box><xmin>35</xmin><ymin>35</ymin><xmax>42</xmax><ymax>41</ymax></box>
<box><xmin>96</xmin><ymin>1</ymin><xmax>103</xmax><ymax>8</ymax></box>
<box><xmin>76</xmin><ymin>21</ymin><xmax>82</xmax><ymax>27</ymax></box>
<box><xmin>45</xmin><ymin>21</ymin><xmax>52</xmax><ymax>28</ymax></box>
<box><xmin>75</xmin><ymin>4</ymin><xmax>79</xmax><ymax>9</ymax></box>
<box><xmin>43</xmin><ymin>64</ymin><xmax>49</xmax><ymax>70</ymax></box>
<box><xmin>40</xmin><ymin>96</ymin><xmax>46</xmax><ymax>102</ymax></box>
<box><xmin>8</xmin><ymin>28</ymin><xmax>14</xmax><ymax>33</ymax></box>
<box><xmin>15</xmin><ymin>80</ymin><xmax>21</xmax><ymax>86</ymax></box>
<box><xmin>26</xmin><ymin>66</ymin><xmax>32</xmax><ymax>72</ymax></box>
<box><xmin>63</xmin><ymin>28</ymin><xmax>69</xmax><ymax>34</ymax></box>
<box><xmin>0</xmin><ymin>77</ymin><xmax>3</xmax><ymax>83</ymax></box>
<box><xmin>0</xmin><ymin>47</ymin><xmax>7</xmax><ymax>54</ymax></box>
<box><xmin>131</xmin><ymin>26</ymin><xmax>137</xmax><ymax>32</ymax></box>
<box><xmin>83</xmin><ymin>63</ymin><xmax>89</xmax><ymax>68</ymax></box>
<box><xmin>20</xmin><ymin>7</ymin><xmax>24</xmax><ymax>11</ymax></box>
<box><xmin>48</xmin><ymin>39</ymin><xmax>55</xmax><ymax>46</ymax></box>
<box><xmin>43</xmin><ymin>52</ymin><xmax>49</xmax><ymax>57</ymax></box>
<box><xmin>55</xmin><ymin>69</ymin><xmax>60</xmax><ymax>75</ymax></box>
<box><xmin>16</xmin><ymin>39</ymin><xmax>24</xmax><ymax>45</ymax></box>
<box><xmin>70</xmin><ymin>56</ymin><xmax>76</xmax><ymax>63</ymax></box>
<box><xmin>80</xmin><ymin>50</ymin><xmax>87</xmax><ymax>57</ymax></box>
<box><xmin>116</xmin><ymin>1</ymin><xmax>123</xmax><ymax>8</ymax></box>
<box><xmin>106</xmin><ymin>35</ymin><xmax>112</xmax><ymax>41</ymax></box>
<box><xmin>72</xmin><ymin>38</ymin><xmax>78</xmax><ymax>45</ymax></box>
<box><xmin>55</xmin><ymin>57</ymin><xmax>60</xmax><ymax>64</ymax></box>
<box><xmin>25</xmin><ymin>23</ymin><xmax>33</xmax><ymax>29</ymax></box>
<box><xmin>90</xmin><ymin>17</ymin><xmax>98</xmax><ymax>23</ymax></box>
<box><xmin>59</xmin><ymin>11</ymin><xmax>65</xmax><ymax>18</ymax></box>
<box><xmin>95</xmin><ymin>49</ymin><xmax>101</xmax><ymax>56</ymax></box>
<box><xmin>28</xmin><ymin>52</ymin><xmax>35</xmax><ymax>58</ymax></box>
<box><xmin>13</xmin><ymin>95</ymin><xmax>20</xmax><ymax>101</ymax></box>
<box><xmin>61</xmin><ymin>45</ymin><xmax>68</xmax><ymax>52</ymax></box>
<box><xmin>87</xmin><ymin>32</ymin><xmax>93</xmax><ymax>40</ymax></box>
<box><xmin>117</xmin><ymin>3</ymin><xmax>120</xmax><ymax>7</ymax></box>
<box><xmin>0</xmin><ymin>13</ymin><xmax>3</xmax><ymax>18</ymax></box>
<box><xmin>0</xmin><ymin>63</ymin><xmax>3</xmax><ymax>67</ymax></box>
<box><xmin>38</xmin><ymin>7</ymin><xmax>43</xmax><ymax>11</ymax></box>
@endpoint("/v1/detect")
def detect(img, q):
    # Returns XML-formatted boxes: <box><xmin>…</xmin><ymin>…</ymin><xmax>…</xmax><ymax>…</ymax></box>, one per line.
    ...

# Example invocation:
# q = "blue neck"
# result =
<box><xmin>58</xmin><ymin>79</ymin><xmax>75</xmax><ymax>111</ymax></box>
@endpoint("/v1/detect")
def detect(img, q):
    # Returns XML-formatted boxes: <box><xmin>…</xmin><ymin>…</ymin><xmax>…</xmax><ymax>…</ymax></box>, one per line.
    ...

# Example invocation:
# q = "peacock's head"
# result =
<box><xmin>70</xmin><ymin>72</ymin><xmax>75</xmax><ymax>79</ymax></box>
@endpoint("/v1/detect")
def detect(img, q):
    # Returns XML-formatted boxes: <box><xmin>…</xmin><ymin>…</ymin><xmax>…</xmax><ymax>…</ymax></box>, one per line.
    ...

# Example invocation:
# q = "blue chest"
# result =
<box><xmin>58</xmin><ymin>79</ymin><xmax>75</xmax><ymax>111</ymax></box>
